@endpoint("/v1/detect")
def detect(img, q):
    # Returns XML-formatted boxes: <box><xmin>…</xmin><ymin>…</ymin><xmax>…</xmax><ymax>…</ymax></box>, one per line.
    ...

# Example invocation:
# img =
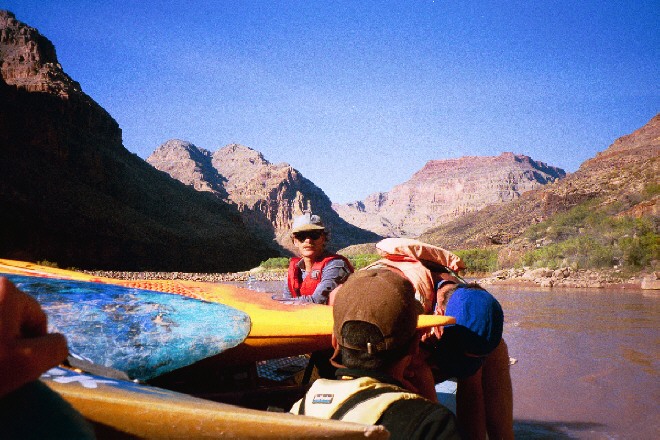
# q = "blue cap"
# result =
<box><xmin>443</xmin><ymin>286</ymin><xmax>504</xmax><ymax>356</ymax></box>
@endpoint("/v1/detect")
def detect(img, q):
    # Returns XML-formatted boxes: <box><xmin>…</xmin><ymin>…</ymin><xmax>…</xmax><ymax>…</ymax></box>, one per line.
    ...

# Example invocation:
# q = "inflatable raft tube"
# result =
<box><xmin>0</xmin><ymin>259</ymin><xmax>455</xmax><ymax>368</ymax></box>
<box><xmin>40</xmin><ymin>366</ymin><xmax>390</xmax><ymax>439</ymax></box>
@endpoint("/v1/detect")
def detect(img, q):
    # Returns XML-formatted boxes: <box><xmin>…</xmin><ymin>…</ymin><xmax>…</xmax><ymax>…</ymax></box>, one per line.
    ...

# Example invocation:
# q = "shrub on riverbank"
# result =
<box><xmin>259</xmin><ymin>254</ymin><xmax>381</xmax><ymax>271</ymax></box>
<box><xmin>347</xmin><ymin>253</ymin><xmax>381</xmax><ymax>269</ymax></box>
<box><xmin>259</xmin><ymin>257</ymin><xmax>289</xmax><ymax>269</ymax></box>
<box><xmin>520</xmin><ymin>199</ymin><xmax>658</xmax><ymax>272</ymax></box>
<box><xmin>455</xmin><ymin>248</ymin><xmax>498</xmax><ymax>274</ymax></box>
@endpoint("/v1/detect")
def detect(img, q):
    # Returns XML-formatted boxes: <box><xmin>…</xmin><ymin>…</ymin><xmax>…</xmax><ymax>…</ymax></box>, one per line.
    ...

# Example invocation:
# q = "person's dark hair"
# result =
<box><xmin>420</xmin><ymin>259</ymin><xmax>450</xmax><ymax>273</ymax></box>
<box><xmin>440</xmin><ymin>282</ymin><xmax>484</xmax><ymax>308</ymax></box>
<box><xmin>339</xmin><ymin>321</ymin><xmax>411</xmax><ymax>371</ymax></box>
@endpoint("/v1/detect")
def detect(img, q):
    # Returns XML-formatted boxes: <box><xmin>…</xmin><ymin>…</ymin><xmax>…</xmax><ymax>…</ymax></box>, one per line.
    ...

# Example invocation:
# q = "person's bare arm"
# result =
<box><xmin>456</xmin><ymin>367</ymin><xmax>487</xmax><ymax>439</ymax></box>
<box><xmin>482</xmin><ymin>339</ymin><xmax>514</xmax><ymax>440</ymax></box>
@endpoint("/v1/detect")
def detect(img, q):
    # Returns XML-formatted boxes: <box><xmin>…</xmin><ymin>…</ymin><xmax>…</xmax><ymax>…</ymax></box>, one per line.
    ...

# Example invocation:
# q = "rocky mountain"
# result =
<box><xmin>147</xmin><ymin>141</ymin><xmax>381</xmax><ymax>253</ymax></box>
<box><xmin>420</xmin><ymin>114</ymin><xmax>659</xmax><ymax>266</ymax></box>
<box><xmin>0</xmin><ymin>10</ymin><xmax>276</xmax><ymax>271</ymax></box>
<box><xmin>333</xmin><ymin>152</ymin><xmax>566</xmax><ymax>237</ymax></box>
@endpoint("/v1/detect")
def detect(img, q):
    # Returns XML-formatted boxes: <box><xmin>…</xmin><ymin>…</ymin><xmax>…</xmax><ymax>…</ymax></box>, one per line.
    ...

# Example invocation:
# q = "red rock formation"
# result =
<box><xmin>0</xmin><ymin>11</ymin><xmax>80</xmax><ymax>96</ymax></box>
<box><xmin>420</xmin><ymin>114</ymin><xmax>659</xmax><ymax>259</ymax></box>
<box><xmin>334</xmin><ymin>152</ymin><xmax>565</xmax><ymax>237</ymax></box>
<box><xmin>146</xmin><ymin>140</ymin><xmax>227</xmax><ymax>197</ymax></box>
<box><xmin>596</xmin><ymin>114</ymin><xmax>660</xmax><ymax>155</ymax></box>
<box><xmin>148</xmin><ymin>141</ymin><xmax>380</xmax><ymax>253</ymax></box>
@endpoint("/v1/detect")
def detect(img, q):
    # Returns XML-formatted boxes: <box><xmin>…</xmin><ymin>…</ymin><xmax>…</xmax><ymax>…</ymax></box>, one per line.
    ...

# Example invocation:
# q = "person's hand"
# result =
<box><xmin>0</xmin><ymin>277</ymin><xmax>68</xmax><ymax>397</ymax></box>
<box><xmin>271</xmin><ymin>293</ymin><xmax>291</xmax><ymax>301</ymax></box>
<box><xmin>270</xmin><ymin>293</ymin><xmax>314</xmax><ymax>305</ymax></box>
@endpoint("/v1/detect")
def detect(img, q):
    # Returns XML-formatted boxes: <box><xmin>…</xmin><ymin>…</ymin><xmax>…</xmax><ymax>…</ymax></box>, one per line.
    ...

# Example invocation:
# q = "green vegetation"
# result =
<box><xmin>455</xmin><ymin>248</ymin><xmax>499</xmax><ymax>274</ymax></box>
<box><xmin>644</xmin><ymin>182</ymin><xmax>660</xmax><ymax>197</ymax></box>
<box><xmin>521</xmin><ymin>200</ymin><xmax>659</xmax><ymax>271</ymax></box>
<box><xmin>36</xmin><ymin>260</ymin><xmax>59</xmax><ymax>268</ymax></box>
<box><xmin>347</xmin><ymin>253</ymin><xmax>381</xmax><ymax>270</ymax></box>
<box><xmin>259</xmin><ymin>254</ymin><xmax>381</xmax><ymax>271</ymax></box>
<box><xmin>259</xmin><ymin>257</ymin><xmax>289</xmax><ymax>270</ymax></box>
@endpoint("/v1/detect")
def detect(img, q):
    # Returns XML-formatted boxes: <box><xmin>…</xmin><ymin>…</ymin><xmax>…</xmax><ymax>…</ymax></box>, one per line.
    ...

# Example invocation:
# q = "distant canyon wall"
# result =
<box><xmin>419</xmin><ymin>113</ymin><xmax>659</xmax><ymax>265</ymax></box>
<box><xmin>147</xmin><ymin>141</ymin><xmax>380</xmax><ymax>253</ymax></box>
<box><xmin>333</xmin><ymin>152</ymin><xmax>566</xmax><ymax>237</ymax></box>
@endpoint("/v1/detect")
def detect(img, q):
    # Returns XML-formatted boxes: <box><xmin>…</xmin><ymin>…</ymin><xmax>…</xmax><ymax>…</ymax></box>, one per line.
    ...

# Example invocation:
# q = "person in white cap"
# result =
<box><xmin>283</xmin><ymin>211</ymin><xmax>354</xmax><ymax>305</ymax></box>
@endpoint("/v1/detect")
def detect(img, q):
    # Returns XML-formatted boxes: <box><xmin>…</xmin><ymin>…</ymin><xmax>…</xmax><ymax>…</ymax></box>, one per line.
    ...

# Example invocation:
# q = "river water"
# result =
<box><xmin>491</xmin><ymin>284</ymin><xmax>660</xmax><ymax>440</ymax></box>
<box><xmin>242</xmin><ymin>280</ymin><xmax>659</xmax><ymax>439</ymax></box>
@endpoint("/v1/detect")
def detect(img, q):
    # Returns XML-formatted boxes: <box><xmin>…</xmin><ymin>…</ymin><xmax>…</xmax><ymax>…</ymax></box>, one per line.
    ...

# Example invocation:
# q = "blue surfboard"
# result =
<box><xmin>2</xmin><ymin>273</ymin><xmax>251</xmax><ymax>381</ymax></box>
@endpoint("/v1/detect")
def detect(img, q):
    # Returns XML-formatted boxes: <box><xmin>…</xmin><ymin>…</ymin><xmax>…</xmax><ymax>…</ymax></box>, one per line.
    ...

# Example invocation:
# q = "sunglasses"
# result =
<box><xmin>293</xmin><ymin>231</ymin><xmax>324</xmax><ymax>241</ymax></box>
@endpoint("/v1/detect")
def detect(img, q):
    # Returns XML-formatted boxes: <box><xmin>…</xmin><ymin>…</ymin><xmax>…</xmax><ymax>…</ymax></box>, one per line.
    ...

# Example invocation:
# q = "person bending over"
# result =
<box><xmin>424</xmin><ymin>279</ymin><xmax>514</xmax><ymax>440</ymax></box>
<box><xmin>356</xmin><ymin>238</ymin><xmax>514</xmax><ymax>440</ymax></box>
<box><xmin>291</xmin><ymin>269</ymin><xmax>461</xmax><ymax>440</ymax></box>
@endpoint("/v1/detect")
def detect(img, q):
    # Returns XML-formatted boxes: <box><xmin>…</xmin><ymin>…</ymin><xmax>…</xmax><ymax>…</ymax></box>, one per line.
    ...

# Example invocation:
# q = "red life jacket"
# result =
<box><xmin>287</xmin><ymin>254</ymin><xmax>354</xmax><ymax>298</ymax></box>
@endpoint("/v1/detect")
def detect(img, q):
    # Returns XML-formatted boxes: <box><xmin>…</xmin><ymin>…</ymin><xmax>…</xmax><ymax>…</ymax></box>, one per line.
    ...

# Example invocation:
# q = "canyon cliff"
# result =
<box><xmin>420</xmin><ymin>114</ymin><xmax>659</xmax><ymax>265</ymax></box>
<box><xmin>333</xmin><ymin>153</ymin><xmax>565</xmax><ymax>237</ymax></box>
<box><xmin>0</xmin><ymin>10</ymin><xmax>275</xmax><ymax>271</ymax></box>
<box><xmin>4</xmin><ymin>9</ymin><xmax>654</xmax><ymax>273</ymax></box>
<box><xmin>147</xmin><ymin>140</ymin><xmax>381</xmax><ymax>253</ymax></box>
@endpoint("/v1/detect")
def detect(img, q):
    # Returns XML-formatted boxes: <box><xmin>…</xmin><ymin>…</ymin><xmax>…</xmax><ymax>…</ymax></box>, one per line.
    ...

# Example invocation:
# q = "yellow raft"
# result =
<box><xmin>0</xmin><ymin>259</ymin><xmax>456</xmax><ymax>439</ymax></box>
<box><xmin>41</xmin><ymin>365</ymin><xmax>390</xmax><ymax>439</ymax></box>
<box><xmin>0</xmin><ymin>259</ymin><xmax>455</xmax><ymax>367</ymax></box>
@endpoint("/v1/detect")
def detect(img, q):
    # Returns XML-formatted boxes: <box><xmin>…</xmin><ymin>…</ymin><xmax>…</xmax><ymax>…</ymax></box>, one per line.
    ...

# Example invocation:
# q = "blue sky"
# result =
<box><xmin>3</xmin><ymin>1</ymin><xmax>658</xmax><ymax>203</ymax></box>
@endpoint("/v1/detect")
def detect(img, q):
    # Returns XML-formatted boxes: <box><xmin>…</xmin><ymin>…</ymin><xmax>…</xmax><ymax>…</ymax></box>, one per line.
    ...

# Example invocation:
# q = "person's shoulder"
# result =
<box><xmin>325</xmin><ymin>255</ymin><xmax>352</xmax><ymax>268</ymax></box>
<box><xmin>380</xmin><ymin>398</ymin><xmax>461</xmax><ymax>440</ymax></box>
<box><xmin>385</xmin><ymin>397</ymin><xmax>456</xmax><ymax>421</ymax></box>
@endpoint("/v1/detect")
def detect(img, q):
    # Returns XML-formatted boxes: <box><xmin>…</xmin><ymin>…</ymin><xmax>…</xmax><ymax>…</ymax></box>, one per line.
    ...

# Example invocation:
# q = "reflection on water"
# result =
<box><xmin>513</xmin><ymin>421</ymin><xmax>607</xmax><ymax>440</ymax></box>
<box><xmin>240</xmin><ymin>279</ymin><xmax>659</xmax><ymax>440</ymax></box>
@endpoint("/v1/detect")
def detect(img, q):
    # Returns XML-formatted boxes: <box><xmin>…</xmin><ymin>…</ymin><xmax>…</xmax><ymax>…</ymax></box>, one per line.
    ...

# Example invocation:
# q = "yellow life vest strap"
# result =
<box><xmin>291</xmin><ymin>377</ymin><xmax>426</xmax><ymax>425</ymax></box>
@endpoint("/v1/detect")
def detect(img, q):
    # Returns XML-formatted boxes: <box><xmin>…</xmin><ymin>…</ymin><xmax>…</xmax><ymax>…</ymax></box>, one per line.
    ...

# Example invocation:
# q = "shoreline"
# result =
<box><xmin>83</xmin><ymin>267</ymin><xmax>659</xmax><ymax>291</ymax></box>
<box><xmin>81</xmin><ymin>269</ymin><xmax>287</xmax><ymax>283</ymax></box>
<box><xmin>478</xmin><ymin>267</ymin><xmax>659</xmax><ymax>290</ymax></box>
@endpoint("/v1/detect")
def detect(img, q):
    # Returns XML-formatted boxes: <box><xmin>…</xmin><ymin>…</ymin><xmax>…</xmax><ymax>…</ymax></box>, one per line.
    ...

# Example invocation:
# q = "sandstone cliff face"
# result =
<box><xmin>148</xmin><ymin>141</ymin><xmax>380</xmax><ymax>253</ymax></box>
<box><xmin>146</xmin><ymin>140</ymin><xmax>228</xmax><ymax>197</ymax></box>
<box><xmin>0</xmin><ymin>12</ymin><xmax>80</xmax><ymax>96</ymax></box>
<box><xmin>597</xmin><ymin>114</ymin><xmax>660</xmax><ymax>155</ymax></box>
<box><xmin>334</xmin><ymin>152</ymin><xmax>566</xmax><ymax>237</ymax></box>
<box><xmin>420</xmin><ymin>114</ymin><xmax>659</xmax><ymax>263</ymax></box>
<box><xmin>212</xmin><ymin>144</ymin><xmax>314</xmax><ymax>239</ymax></box>
<box><xmin>0</xmin><ymin>10</ymin><xmax>274</xmax><ymax>271</ymax></box>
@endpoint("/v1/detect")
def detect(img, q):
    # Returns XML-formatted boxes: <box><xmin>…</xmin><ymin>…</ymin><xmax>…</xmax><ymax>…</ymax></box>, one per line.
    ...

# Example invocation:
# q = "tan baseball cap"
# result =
<box><xmin>291</xmin><ymin>212</ymin><xmax>325</xmax><ymax>234</ymax></box>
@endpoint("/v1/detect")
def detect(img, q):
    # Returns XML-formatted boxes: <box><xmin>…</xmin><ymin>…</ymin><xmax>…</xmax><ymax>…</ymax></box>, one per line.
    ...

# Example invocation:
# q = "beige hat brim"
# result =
<box><xmin>291</xmin><ymin>224</ymin><xmax>326</xmax><ymax>234</ymax></box>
